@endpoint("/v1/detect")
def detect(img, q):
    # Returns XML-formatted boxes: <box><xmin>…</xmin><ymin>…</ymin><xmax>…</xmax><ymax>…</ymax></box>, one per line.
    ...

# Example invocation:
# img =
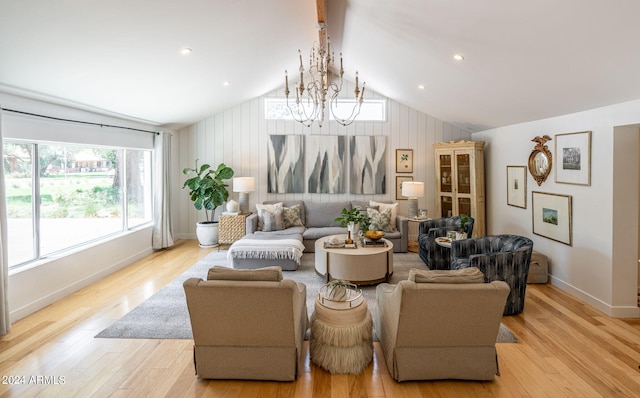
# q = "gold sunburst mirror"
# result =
<box><xmin>528</xmin><ymin>135</ymin><xmax>553</xmax><ymax>186</ymax></box>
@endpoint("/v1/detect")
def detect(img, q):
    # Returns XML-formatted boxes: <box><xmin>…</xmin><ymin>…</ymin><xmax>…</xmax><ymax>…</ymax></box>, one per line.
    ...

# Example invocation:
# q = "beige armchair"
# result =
<box><xmin>183</xmin><ymin>266</ymin><xmax>308</xmax><ymax>381</ymax></box>
<box><xmin>375</xmin><ymin>267</ymin><xmax>510</xmax><ymax>381</ymax></box>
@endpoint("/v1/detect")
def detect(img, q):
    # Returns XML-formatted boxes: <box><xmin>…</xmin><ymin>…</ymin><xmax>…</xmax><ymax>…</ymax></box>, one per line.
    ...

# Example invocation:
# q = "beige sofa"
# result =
<box><xmin>183</xmin><ymin>266</ymin><xmax>308</xmax><ymax>381</ymax></box>
<box><xmin>375</xmin><ymin>267</ymin><xmax>510</xmax><ymax>381</ymax></box>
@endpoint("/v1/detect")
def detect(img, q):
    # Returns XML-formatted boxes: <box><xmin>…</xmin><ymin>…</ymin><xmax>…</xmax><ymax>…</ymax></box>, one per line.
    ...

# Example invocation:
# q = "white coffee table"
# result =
<box><xmin>315</xmin><ymin>235</ymin><xmax>393</xmax><ymax>285</ymax></box>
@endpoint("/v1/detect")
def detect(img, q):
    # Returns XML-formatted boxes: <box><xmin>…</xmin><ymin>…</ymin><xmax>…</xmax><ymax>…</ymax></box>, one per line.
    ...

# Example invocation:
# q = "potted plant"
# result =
<box><xmin>183</xmin><ymin>160</ymin><xmax>234</xmax><ymax>247</ymax></box>
<box><xmin>457</xmin><ymin>214</ymin><xmax>472</xmax><ymax>240</ymax></box>
<box><xmin>335</xmin><ymin>207</ymin><xmax>370</xmax><ymax>242</ymax></box>
<box><xmin>324</xmin><ymin>279</ymin><xmax>353</xmax><ymax>301</ymax></box>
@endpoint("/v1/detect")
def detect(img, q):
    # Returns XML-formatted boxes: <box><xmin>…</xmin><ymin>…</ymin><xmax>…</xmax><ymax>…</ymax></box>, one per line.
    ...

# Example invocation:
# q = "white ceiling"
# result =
<box><xmin>2</xmin><ymin>0</ymin><xmax>640</xmax><ymax>132</ymax></box>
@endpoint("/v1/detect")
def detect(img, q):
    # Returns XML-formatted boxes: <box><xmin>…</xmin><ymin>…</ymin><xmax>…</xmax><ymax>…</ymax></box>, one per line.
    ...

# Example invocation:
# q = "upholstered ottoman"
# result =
<box><xmin>310</xmin><ymin>296</ymin><xmax>373</xmax><ymax>374</ymax></box>
<box><xmin>227</xmin><ymin>234</ymin><xmax>305</xmax><ymax>271</ymax></box>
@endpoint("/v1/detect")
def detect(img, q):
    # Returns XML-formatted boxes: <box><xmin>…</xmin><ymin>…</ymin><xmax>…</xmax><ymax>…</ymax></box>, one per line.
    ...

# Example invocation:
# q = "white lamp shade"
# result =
<box><xmin>233</xmin><ymin>177</ymin><xmax>255</xmax><ymax>193</ymax></box>
<box><xmin>402</xmin><ymin>181</ymin><xmax>424</xmax><ymax>198</ymax></box>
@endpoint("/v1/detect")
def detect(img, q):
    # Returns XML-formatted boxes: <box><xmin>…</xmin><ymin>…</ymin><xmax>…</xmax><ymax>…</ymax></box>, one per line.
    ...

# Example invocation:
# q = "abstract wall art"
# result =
<box><xmin>349</xmin><ymin>135</ymin><xmax>386</xmax><ymax>194</ymax></box>
<box><xmin>307</xmin><ymin>135</ymin><xmax>346</xmax><ymax>193</ymax></box>
<box><xmin>267</xmin><ymin>135</ymin><xmax>305</xmax><ymax>193</ymax></box>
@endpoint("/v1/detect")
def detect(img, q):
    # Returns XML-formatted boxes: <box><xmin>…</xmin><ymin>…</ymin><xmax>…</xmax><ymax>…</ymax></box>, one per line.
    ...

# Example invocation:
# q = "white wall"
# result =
<box><xmin>1</xmin><ymin>92</ymin><xmax>163</xmax><ymax>321</ymax></box>
<box><xmin>174</xmin><ymin>86</ymin><xmax>470</xmax><ymax>239</ymax></box>
<box><xmin>474</xmin><ymin>99</ymin><xmax>640</xmax><ymax>318</ymax></box>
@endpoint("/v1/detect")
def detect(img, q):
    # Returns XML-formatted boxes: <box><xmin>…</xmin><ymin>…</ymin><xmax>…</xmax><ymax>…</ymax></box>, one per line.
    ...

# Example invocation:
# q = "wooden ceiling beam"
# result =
<box><xmin>316</xmin><ymin>0</ymin><xmax>326</xmax><ymax>24</ymax></box>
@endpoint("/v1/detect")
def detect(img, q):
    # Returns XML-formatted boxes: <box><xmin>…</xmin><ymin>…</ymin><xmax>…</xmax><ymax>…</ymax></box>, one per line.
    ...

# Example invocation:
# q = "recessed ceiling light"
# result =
<box><xmin>418</xmin><ymin>84</ymin><xmax>425</xmax><ymax>90</ymax></box>
<box><xmin>453</xmin><ymin>54</ymin><xmax>464</xmax><ymax>61</ymax></box>
<box><xmin>180</xmin><ymin>47</ymin><xmax>192</xmax><ymax>55</ymax></box>
<box><xmin>222</xmin><ymin>81</ymin><xmax>231</xmax><ymax>86</ymax></box>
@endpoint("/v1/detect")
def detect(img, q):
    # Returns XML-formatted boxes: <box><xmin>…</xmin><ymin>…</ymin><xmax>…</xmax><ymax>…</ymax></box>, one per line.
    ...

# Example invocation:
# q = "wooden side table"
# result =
<box><xmin>407</xmin><ymin>218</ymin><xmax>430</xmax><ymax>253</ymax></box>
<box><xmin>219</xmin><ymin>213</ymin><xmax>250</xmax><ymax>244</ymax></box>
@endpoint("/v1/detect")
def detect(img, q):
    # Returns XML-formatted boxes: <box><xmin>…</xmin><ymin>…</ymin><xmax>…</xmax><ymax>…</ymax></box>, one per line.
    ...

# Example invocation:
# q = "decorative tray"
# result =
<box><xmin>317</xmin><ymin>283</ymin><xmax>364</xmax><ymax>310</ymax></box>
<box><xmin>324</xmin><ymin>240</ymin><xmax>357</xmax><ymax>249</ymax></box>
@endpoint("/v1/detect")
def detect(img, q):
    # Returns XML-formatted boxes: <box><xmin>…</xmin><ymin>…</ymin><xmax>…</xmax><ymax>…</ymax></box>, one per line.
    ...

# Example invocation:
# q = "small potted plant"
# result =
<box><xmin>456</xmin><ymin>214</ymin><xmax>472</xmax><ymax>240</ymax></box>
<box><xmin>183</xmin><ymin>160</ymin><xmax>234</xmax><ymax>247</ymax></box>
<box><xmin>335</xmin><ymin>207</ymin><xmax>370</xmax><ymax>243</ymax></box>
<box><xmin>324</xmin><ymin>279</ymin><xmax>352</xmax><ymax>301</ymax></box>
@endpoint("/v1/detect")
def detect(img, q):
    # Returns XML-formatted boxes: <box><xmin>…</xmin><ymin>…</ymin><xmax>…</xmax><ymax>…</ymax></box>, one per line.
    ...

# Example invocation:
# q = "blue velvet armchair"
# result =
<box><xmin>450</xmin><ymin>234</ymin><xmax>533</xmax><ymax>315</ymax></box>
<box><xmin>417</xmin><ymin>216</ymin><xmax>475</xmax><ymax>270</ymax></box>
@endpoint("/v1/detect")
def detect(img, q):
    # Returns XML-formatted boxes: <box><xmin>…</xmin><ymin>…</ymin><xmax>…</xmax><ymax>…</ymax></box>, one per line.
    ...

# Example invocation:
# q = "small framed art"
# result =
<box><xmin>532</xmin><ymin>191</ymin><xmax>572</xmax><ymax>246</ymax></box>
<box><xmin>555</xmin><ymin>131</ymin><xmax>591</xmax><ymax>186</ymax></box>
<box><xmin>507</xmin><ymin>165</ymin><xmax>527</xmax><ymax>208</ymax></box>
<box><xmin>395</xmin><ymin>176</ymin><xmax>413</xmax><ymax>200</ymax></box>
<box><xmin>396</xmin><ymin>149</ymin><xmax>413</xmax><ymax>173</ymax></box>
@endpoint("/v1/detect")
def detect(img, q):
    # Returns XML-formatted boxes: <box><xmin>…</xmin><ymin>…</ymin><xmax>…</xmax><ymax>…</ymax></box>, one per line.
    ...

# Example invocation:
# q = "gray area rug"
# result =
<box><xmin>96</xmin><ymin>250</ymin><xmax>517</xmax><ymax>343</ymax></box>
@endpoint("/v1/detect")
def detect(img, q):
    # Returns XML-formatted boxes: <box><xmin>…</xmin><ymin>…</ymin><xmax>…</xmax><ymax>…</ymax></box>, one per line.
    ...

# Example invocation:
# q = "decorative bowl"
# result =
<box><xmin>364</xmin><ymin>230</ymin><xmax>385</xmax><ymax>240</ymax></box>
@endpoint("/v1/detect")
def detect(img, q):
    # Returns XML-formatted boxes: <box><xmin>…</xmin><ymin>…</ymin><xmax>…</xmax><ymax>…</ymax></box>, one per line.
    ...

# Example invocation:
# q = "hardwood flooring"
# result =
<box><xmin>1</xmin><ymin>239</ymin><xmax>640</xmax><ymax>397</ymax></box>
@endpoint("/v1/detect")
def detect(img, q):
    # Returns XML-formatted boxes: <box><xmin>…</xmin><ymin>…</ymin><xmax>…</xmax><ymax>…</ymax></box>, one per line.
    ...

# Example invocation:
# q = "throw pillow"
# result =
<box><xmin>409</xmin><ymin>267</ymin><xmax>484</xmax><ymax>283</ymax></box>
<box><xmin>256</xmin><ymin>202</ymin><xmax>283</xmax><ymax>231</ymax></box>
<box><xmin>262</xmin><ymin>207</ymin><xmax>285</xmax><ymax>232</ymax></box>
<box><xmin>370</xmin><ymin>201</ymin><xmax>398</xmax><ymax>231</ymax></box>
<box><xmin>283</xmin><ymin>204</ymin><xmax>304</xmax><ymax>228</ymax></box>
<box><xmin>367</xmin><ymin>207</ymin><xmax>393</xmax><ymax>233</ymax></box>
<box><xmin>207</xmin><ymin>265</ymin><xmax>283</xmax><ymax>281</ymax></box>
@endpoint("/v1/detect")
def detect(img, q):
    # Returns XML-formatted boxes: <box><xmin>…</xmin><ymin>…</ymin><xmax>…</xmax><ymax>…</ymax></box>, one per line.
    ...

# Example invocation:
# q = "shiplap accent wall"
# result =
<box><xmin>175</xmin><ymin>85</ymin><xmax>470</xmax><ymax>238</ymax></box>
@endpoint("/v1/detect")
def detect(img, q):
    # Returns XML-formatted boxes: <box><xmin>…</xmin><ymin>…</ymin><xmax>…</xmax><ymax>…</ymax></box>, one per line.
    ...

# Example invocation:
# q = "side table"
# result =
<box><xmin>407</xmin><ymin>218</ymin><xmax>430</xmax><ymax>253</ymax></box>
<box><xmin>310</xmin><ymin>293</ymin><xmax>373</xmax><ymax>374</ymax></box>
<box><xmin>218</xmin><ymin>213</ymin><xmax>250</xmax><ymax>244</ymax></box>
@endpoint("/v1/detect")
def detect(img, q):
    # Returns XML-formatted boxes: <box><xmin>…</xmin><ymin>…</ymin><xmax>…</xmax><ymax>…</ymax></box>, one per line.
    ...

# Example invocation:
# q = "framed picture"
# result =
<box><xmin>395</xmin><ymin>176</ymin><xmax>413</xmax><ymax>200</ymax></box>
<box><xmin>532</xmin><ymin>191</ymin><xmax>572</xmax><ymax>246</ymax></box>
<box><xmin>396</xmin><ymin>149</ymin><xmax>413</xmax><ymax>173</ymax></box>
<box><xmin>555</xmin><ymin>131</ymin><xmax>591</xmax><ymax>186</ymax></box>
<box><xmin>507</xmin><ymin>165</ymin><xmax>527</xmax><ymax>208</ymax></box>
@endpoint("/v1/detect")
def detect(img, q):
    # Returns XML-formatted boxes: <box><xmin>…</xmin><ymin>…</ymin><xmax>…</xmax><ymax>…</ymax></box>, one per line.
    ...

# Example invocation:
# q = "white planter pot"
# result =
<box><xmin>348</xmin><ymin>221</ymin><xmax>360</xmax><ymax>237</ymax></box>
<box><xmin>196</xmin><ymin>221</ymin><xmax>219</xmax><ymax>248</ymax></box>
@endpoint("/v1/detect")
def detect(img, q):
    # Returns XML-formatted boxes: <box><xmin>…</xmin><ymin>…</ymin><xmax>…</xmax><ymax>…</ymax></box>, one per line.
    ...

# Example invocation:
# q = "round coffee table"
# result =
<box><xmin>315</xmin><ymin>235</ymin><xmax>393</xmax><ymax>285</ymax></box>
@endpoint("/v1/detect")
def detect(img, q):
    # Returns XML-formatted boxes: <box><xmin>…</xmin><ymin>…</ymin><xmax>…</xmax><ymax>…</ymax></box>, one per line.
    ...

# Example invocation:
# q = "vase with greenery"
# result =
<box><xmin>457</xmin><ymin>214</ymin><xmax>472</xmax><ymax>239</ymax></box>
<box><xmin>335</xmin><ymin>207</ymin><xmax>370</xmax><ymax>243</ymax></box>
<box><xmin>182</xmin><ymin>160</ymin><xmax>234</xmax><ymax>247</ymax></box>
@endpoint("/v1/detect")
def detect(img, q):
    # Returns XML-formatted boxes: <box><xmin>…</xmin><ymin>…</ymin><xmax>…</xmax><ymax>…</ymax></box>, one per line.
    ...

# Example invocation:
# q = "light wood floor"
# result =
<box><xmin>2</xmin><ymin>239</ymin><xmax>640</xmax><ymax>397</ymax></box>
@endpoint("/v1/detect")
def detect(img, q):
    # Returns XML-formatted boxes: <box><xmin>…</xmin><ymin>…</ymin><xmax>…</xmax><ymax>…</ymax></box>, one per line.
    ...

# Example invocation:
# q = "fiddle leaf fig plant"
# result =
<box><xmin>182</xmin><ymin>160</ymin><xmax>234</xmax><ymax>222</ymax></box>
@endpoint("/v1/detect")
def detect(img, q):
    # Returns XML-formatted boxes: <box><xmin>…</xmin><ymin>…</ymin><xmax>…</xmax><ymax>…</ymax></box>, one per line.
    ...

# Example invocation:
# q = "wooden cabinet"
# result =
<box><xmin>433</xmin><ymin>141</ymin><xmax>485</xmax><ymax>237</ymax></box>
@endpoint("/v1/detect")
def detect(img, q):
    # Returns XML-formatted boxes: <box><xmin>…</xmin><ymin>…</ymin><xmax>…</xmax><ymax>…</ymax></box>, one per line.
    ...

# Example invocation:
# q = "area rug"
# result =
<box><xmin>96</xmin><ymin>250</ymin><xmax>517</xmax><ymax>343</ymax></box>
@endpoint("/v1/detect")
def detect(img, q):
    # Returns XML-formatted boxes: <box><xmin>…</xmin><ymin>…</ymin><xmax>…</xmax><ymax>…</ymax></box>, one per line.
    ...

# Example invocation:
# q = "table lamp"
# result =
<box><xmin>233</xmin><ymin>177</ymin><xmax>255</xmax><ymax>214</ymax></box>
<box><xmin>402</xmin><ymin>181</ymin><xmax>424</xmax><ymax>219</ymax></box>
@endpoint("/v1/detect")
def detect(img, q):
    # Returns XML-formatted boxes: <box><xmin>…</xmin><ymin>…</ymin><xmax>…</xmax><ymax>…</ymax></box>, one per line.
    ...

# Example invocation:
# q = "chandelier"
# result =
<box><xmin>284</xmin><ymin>23</ymin><xmax>365</xmax><ymax>127</ymax></box>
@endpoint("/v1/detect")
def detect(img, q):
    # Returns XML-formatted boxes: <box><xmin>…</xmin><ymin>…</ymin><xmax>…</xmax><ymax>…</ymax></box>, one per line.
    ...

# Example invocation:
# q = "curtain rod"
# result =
<box><xmin>1</xmin><ymin>107</ymin><xmax>160</xmax><ymax>135</ymax></box>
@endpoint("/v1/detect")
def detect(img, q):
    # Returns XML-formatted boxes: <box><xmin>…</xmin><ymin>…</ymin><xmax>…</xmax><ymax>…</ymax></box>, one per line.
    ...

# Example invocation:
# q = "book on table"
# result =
<box><xmin>363</xmin><ymin>238</ymin><xmax>386</xmax><ymax>247</ymax></box>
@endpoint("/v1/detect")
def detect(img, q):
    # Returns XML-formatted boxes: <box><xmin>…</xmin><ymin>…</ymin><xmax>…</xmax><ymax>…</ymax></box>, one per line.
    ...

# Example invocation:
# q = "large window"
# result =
<box><xmin>3</xmin><ymin>140</ymin><xmax>152</xmax><ymax>268</ymax></box>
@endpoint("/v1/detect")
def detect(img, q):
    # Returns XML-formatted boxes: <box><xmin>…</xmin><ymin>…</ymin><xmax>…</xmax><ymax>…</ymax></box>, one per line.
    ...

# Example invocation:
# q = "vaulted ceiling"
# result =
<box><xmin>2</xmin><ymin>0</ymin><xmax>640</xmax><ymax>132</ymax></box>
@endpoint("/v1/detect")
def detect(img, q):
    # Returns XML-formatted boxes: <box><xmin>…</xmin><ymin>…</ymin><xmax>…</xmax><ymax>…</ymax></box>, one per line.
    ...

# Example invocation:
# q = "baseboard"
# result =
<box><xmin>549</xmin><ymin>275</ymin><xmax>640</xmax><ymax>318</ymax></box>
<box><xmin>10</xmin><ymin>247</ymin><xmax>153</xmax><ymax>322</ymax></box>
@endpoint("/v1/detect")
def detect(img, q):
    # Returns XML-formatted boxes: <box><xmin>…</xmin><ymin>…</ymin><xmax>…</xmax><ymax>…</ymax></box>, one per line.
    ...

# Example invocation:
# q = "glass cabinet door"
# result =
<box><xmin>456</xmin><ymin>153</ymin><xmax>471</xmax><ymax>194</ymax></box>
<box><xmin>458</xmin><ymin>197</ymin><xmax>471</xmax><ymax>218</ymax></box>
<box><xmin>440</xmin><ymin>196</ymin><xmax>453</xmax><ymax>218</ymax></box>
<box><xmin>439</xmin><ymin>154</ymin><xmax>452</xmax><ymax>193</ymax></box>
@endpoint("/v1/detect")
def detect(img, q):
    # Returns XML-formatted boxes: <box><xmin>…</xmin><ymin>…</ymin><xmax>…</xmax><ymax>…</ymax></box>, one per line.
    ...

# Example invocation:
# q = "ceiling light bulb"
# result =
<box><xmin>453</xmin><ymin>54</ymin><xmax>464</xmax><ymax>61</ymax></box>
<box><xmin>222</xmin><ymin>81</ymin><xmax>231</xmax><ymax>86</ymax></box>
<box><xmin>418</xmin><ymin>84</ymin><xmax>425</xmax><ymax>90</ymax></box>
<box><xmin>180</xmin><ymin>47</ymin><xmax>192</xmax><ymax>55</ymax></box>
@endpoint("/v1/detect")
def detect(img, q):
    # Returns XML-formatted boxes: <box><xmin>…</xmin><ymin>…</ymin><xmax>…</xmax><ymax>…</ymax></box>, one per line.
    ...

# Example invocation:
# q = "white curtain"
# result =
<box><xmin>152</xmin><ymin>131</ymin><xmax>174</xmax><ymax>250</ymax></box>
<box><xmin>0</xmin><ymin>107</ymin><xmax>11</xmax><ymax>335</ymax></box>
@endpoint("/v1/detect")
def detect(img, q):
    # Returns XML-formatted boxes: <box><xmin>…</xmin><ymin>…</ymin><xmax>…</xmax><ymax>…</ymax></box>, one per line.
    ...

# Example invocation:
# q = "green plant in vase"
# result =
<box><xmin>335</xmin><ymin>207</ymin><xmax>370</xmax><ymax>243</ymax></box>
<box><xmin>457</xmin><ymin>214</ymin><xmax>472</xmax><ymax>239</ymax></box>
